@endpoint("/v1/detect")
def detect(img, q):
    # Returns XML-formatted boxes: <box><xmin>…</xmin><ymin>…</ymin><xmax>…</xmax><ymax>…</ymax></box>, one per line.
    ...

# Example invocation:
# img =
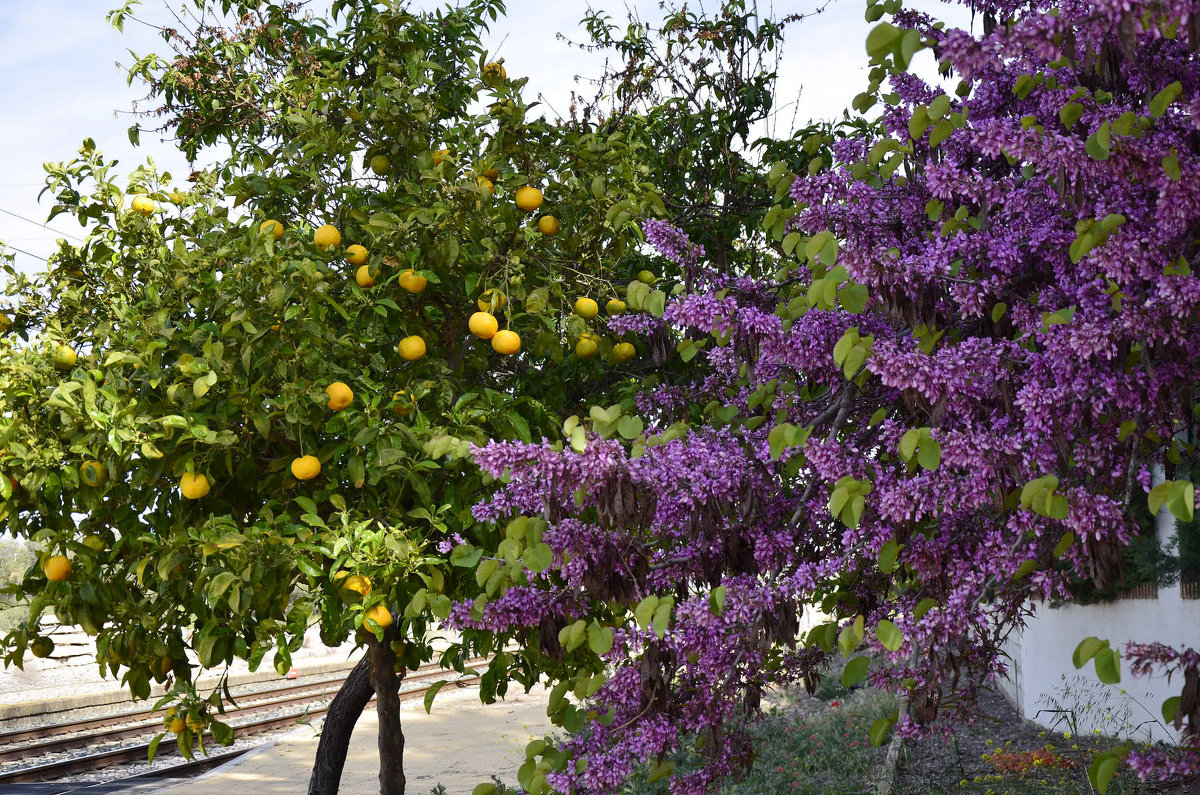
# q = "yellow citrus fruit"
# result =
<box><xmin>606</xmin><ymin>298</ymin><xmax>627</xmax><ymax>314</ymax></box>
<box><xmin>180</xmin><ymin>472</ymin><xmax>211</xmax><ymax>499</ymax></box>
<box><xmin>637</xmin><ymin>270</ymin><xmax>657</xmax><ymax>285</ymax></box>
<box><xmin>370</xmin><ymin>154</ymin><xmax>391</xmax><ymax>176</ymax></box>
<box><xmin>81</xmin><ymin>534</ymin><xmax>107</xmax><ymax>552</ymax></box>
<box><xmin>491</xmin><ymin>329</ymin><xmax>520</xmax><ymax>355</ymax></box>
<box><xmin>613</xmin><ymin>342</ymin><xmax>636</xmax><ymax>363</ymax></box>
<box><xmin>478</xmin><ymin>177</ymin><xmax>494</xmax><ymax>197</ymax></box>
<box><xmin>433</xmin><ymin>148</ymin><xmax>450</xmax><ymax>166</ymax></box>
<box><xmin>342</xmin><ymin>574</ymin><xmax>372</xmax><ymax>596</ymax></box>
<box><xmin>356</xmin><ymin>265</ymin><xmax>376</xmax><ymax>288</ymax></box>
<box><xmin>325</xmin><ymin>381</ymin><xmax>354</xmax><ymax>411</ymax></box>
<box><xmin>575</xmin><ymin>338</ymin><xmax>598</xmax><ymax>359</ymax></box>
<box><xmin>538</xmin><ymin>215</ymin><xmax>560</xmax><ymax>236</ymax></box>
<box><xmin>468</xmin><ymin>311</ymin><xmax>499</xmax><ymax>339</ymax></box>
<box><xmin>515</xmin><ymin>186</ymin><xmax>543</xmax><ymax>212</ymax></box>
<box><xmin>167</xmin><ymin>716</ymin><xmax>186</xmax><ymax>734</ymax></box>
<box><xmin>53</xmin><ymin>345</ymin><xmax>77</xmax><ymax>370</ymax></box>
<box><xmin>398</xmin><ymin>269</ymin><xmax>428</xmax><ymax>294</ymax></box>
<box><xmin>0</xmin><ymin>313</ymin><xmax>10</xmax><ymax>333</ymax></box>
<box><xmin>291</xmin><ymin>455</ymin><xmax>321</xmax><ymax>481</ymax></box>
<box><xmin>477</xmin><ymin>289</ymin><xmax>506</xmax><ymax>312</ymax></box>
<box><xmin>186</xmin><ymin>713</ymin><xmax>206</xmax><ymax>731</ymax></box>
<box><xmin>398</xmin><ymin>335</ymin><xmax>427</xmax><ymax>361</ymax></box>
<box><xmin>79</xmin><ymin>461</ymin><xmax>107</xmax><ymax>488</ymax></box>
<box><xmin>314</xmin><ymin>224</ymin><xmax>341</xmax><ymax>250</ymax></box>
<box><xmin>131</xmin><ymin>195</ymin><xmax>155</xmax><ymax>216</ymax></box>
<box><xmin>573</xmin><ymin>297</ymin><xmax>599</xmax><ymax>320</ymax></box>
<box><xmin>259</xmin><ymin>219</ymin><xmax>285</xmax><ymax>240</ymax></box>
<box><xmin>346</xmin><ymin>244</ymin><xmax>368</xmax><ymax>266</ymax></box>
<box><xmin>156</xmin><ymin>656</ymin><xmax>173</xmax><ymax>677</ymax></box>
<box><xmin>392</xmin><ymin>390</ymin><xmax>414</xmax><ymax>416</ymax></box>
<box><xmin>169</xmin><ymin>191</ymin><xmax>187</xmax><ymax>205</ymax></box>
<box><xmin>43</xmin><ymin>555</ymin><xmax>72</xmax><ymax>582</ymax></box>
<box><xmin>364</xmin><ymin>604</ymin><xmax>393</xmax><ymax>629</ymax></box>
<box><xmin>482</xmin><ymin>166</ymin><xmax>500</xmax><ymax>180</ymax></box>
<box><xmin>30</xmin><ymin>637</ymin><xmax>54</xmax><ymax>659</ymax></box>
<box><xmin>482</xmin><ymin>61</ymin><xmax>507</xmax><ymax>83</ymax></box>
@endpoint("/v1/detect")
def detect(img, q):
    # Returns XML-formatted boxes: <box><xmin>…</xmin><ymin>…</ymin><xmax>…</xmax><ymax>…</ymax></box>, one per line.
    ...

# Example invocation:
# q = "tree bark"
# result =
<box><xmin>368</xmin><ymin>633</ymin><xmax>406</xmax><ymax>795</ymax></box>
<box><xmin>308</xmin><ymin>656</ymin><xmax>374</xmax><ymax>795</ymax></box>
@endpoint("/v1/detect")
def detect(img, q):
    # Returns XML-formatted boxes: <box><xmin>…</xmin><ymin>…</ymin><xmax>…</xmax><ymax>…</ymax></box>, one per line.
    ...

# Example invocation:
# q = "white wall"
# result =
<box><xmin>998</xmin><ymin>502</ymin><xmax>1196</xmax><ymax>743</ymax></box>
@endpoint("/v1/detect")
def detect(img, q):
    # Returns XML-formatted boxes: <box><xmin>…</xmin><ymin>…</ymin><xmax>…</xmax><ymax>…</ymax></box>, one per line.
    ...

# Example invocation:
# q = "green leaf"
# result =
<box><xmin>1148</xmin><ymin>481</ymin><xmax>1173</xmax><ymax>516</ymax></box>
<box><xmin>1088</xmin><ymin>752</ymin><xmax>1122</xmax><ymax>794</ymax></box>
<box><xmin>878</xmin><ymin>540</ymin><xmax>901</xmax><ymax>574</ymax></box>
<box><xmin>647</xmin><ymin>760</ymin><xmax>676</xmax><ymax>784</ymax></box>
<box><xmin>1073</xmin><ymin>637</ymin><xmax>1107</xmax><ymax>669</ymax></box>
<box><xmin>617</xmin><ymin>415</ymin><xmax>644</xmax><ymax>440</ymax></box>
<box><xmin>842</xmin><ymin>655</ymin><xmax>870</xmax><ymax>687</ymax></box>
<box><xmin>916</xmin><ymin>437</ymin><xmax>941</xmax><ymax>470</ymax></box>
<box><xmin>1149</xmin><ymin>81</ymin><xmax>1182</xmax><ymax>118</ymax></box>
<box><xmin>710</xmin><ymin>584</ymin><xmax>727</xmax><ymax>614</ymax></box>
<box><xmin>523</xmin><ymin>543</ymin><xmax>553</xmax><ymax>574</ymax></box>
<box><xmin>1095</xmin><ymin>647</ymin><xmax>1121</xmax><ymax>685</ymax></box>
<box><xmin>587</xmin><ymin>625</ymin><xmax>614</xmax><ymax>655</ymax></box>
<box><xmin>913</xmin><ymin>598</ymin><xmax>936</xmax><ymax>621</ymax></box>
<box><xmin>991</xmin><ymin>303</ymin><xmax>1007</xmax><ymax>323</ymax></box>
<box><xmin>1058</xmin><ymin>102</ymin><xmax>1083</xmax><ymax>129</ymax></box>
<box><xmin>473</xmin><ymin>783</ymin><xmax>499</xmax><ymax>795</ymax></box>
<box><xmin>1052</xmin><ymin>532</ymin><xmax>1075</xmax><ymax>558</ymax></box>
<box><xmin>423</xmin><ymin>680</ymin><xmax>448</xmax><ymax>713</ymax></box>
<box><xmin>450</xmin><ymin>544</ymin><xmax>483</xmax><ymax>568</ymax></box>
<box><xmin>876</xmin><ymin>619</ymin><xmax>904</xmax><ymax>652</ymax></box>
<box><xmin>865</xmin><ymin>22</ymin><xmax>900</xmax><ymax>59</ymax></box>
<box><xmin>869</xmin><ymin>716</ymin><xmax>894</xmax><ymax>746</ymax></box>
<box><xmin>652</xmin><ymin>598</ymin><xmax>673</xmax><ymax>639</ymax></box>
<box><xmin>898</xmin><ymin>429</ymin><xmax>921</xmax><ymax>461</ymax></box>
<box><xmin>838</xmin><ymin>619</ymin><xmax>863</xmax><ymax>657</ymax></box>
<box><xmin>1162</xmin><ymin>695</ymin><xmax>1180</xmax><ymax>725</ymax></box>
<box><xmin>1011</xmin><ymin>559</ymin><xmax>1037</xmax><ymax>580</ymax></box>
<box><xmin>634</xmin><ymin>595</ymin><xmax>658</xmax><ymax>630</ymax></box>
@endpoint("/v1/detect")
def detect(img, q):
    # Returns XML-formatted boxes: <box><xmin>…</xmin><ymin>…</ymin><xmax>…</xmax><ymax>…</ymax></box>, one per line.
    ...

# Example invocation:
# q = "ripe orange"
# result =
<box><xmin>342</xmin><ymin>574</ymin><xmax>371</xmax><ymax>596</ymax></box>
<box><xmin>364</xmin><ymin>604</ymin><xmax>393</xmax><ymax>629</ymax></box>
<box><xmin>477</xmin><ymin>289</ymin><xmax>506</xmax><ymax>312</ymax></box>
<box><xmin>606</xmin><ymin>299</ymin><xmax>627</xmax><ymax>315</ymax></box>
<box><xmin>355</xmin><ymin>265</ymin><xmax>376</xmax><ymax>288</ymax></box>
<box><xmin>477</xmin><ymin>177</ymin><xmax>494</xmax><ymax>198</ymax></box>
<box><xmin>398</xmin><ymin>269</ymin><xmax>428</xmax><ymax>294</ymax></box>
<box><xmin>79</xmin><ymin>460</ymin><xmax>107</xmax><ymax>488</ymax></box>
<box><xmin>398</xmin><ymin>335</ymin><xmax>427</xmax><ymax>361</ymax></box>
<box><xmin>613</xmin><ymin>342</ymin><xmax>636</xmax><ymax>363</ymax></box>
<box><xmin>482</xmin><ymin>166</ymin><xmax>500</xmax><ymax>180</ymax></box>
<box><xmin>515</xmin><ymin>186</ymin><xmax>543</xmax><ymax>212</ymax></box>
<box><xmin>325</xmin><ymin>382</ymin><xmax>354</xmax><ymax>411</ymax></box>
<box><xmin>346</xmin><ymin>244</ymin><xmax>368</xmax><ymax>266</ymax></box>
<box><xmin>180</xmin><ymin>472</ymin><xmax>210</xmax><ymax>499</ymax></box>
<box><xmin>259</xmin><ymin>219</ymin><xmax>285</xmax><ymax>240</ymax></box>
<box><xmin>538</xmin><ymin>215</ymin><xmax>560</xmax><ymax>236</ymax></box>
<box><xmin>53</xmin><ymin>345</ymin><xmax>77</xmax><ymax>370</ymax></box>
<box><xmin>468</xmin><ymin>311</ymin><xmax>499</xmax><ymax>339</ymax></box>
<box><xmin>43</xmin><ymin>555</ymin><xmax>72</xmax><ymax>582</ymax></box>
<box><xmin>291</xmin><ymin>455</ymin><xmax>321</xmax><ymax>480</ymax></box>
<box><xmin>491</xmin><ymin>329</ymin><xmax>520</xmax><ymax>355</ymax></box>
<box><xmin>573</xmin><ymin>297</ymin><xmax>599</xmax><ymax>320</ymax></box>
<box><xmin>575</xmin><ymin>338</ymin><xmax>598</xmax><ymax>359</ymax></box>
<box><xmin>433</xmin><ymin>149</ymin><xmax>450</xmax><ymax>166</ymax></box>
<box><xmin>131</xmin><ymin>195</ymin><xmax>155</xmax><ymax>216</ymax></box>
<box><xmin>392</xmin><ymin>390</ymin><xmax>414</xmax><ymax>416</ymax></box>
<box><xmin>167</xmin><ymin>716</ymin><xmax>186</xmax><ymax>734</ymax></box>
<box><xmin>314</xmin><ymin>224</ymin><xmax>341</xmax><ymax>250</ymax></box>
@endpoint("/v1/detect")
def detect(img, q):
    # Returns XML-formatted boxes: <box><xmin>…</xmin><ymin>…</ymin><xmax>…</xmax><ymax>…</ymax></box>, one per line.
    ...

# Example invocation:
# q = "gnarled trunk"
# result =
<box><xmin>368</xmin><ymin>633</ymin><xmax>406</xmax><ymax>795</ymax></box>
<box><xmin>308</xmin><ymin>656</ymin><xmax>374</xmax><ymax>795</ymax></box>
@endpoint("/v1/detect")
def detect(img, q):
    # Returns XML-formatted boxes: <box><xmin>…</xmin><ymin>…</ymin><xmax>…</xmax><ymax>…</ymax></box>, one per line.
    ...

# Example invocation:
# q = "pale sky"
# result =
<box><xmin>0</xmin><ymin>1</ymin><xmax>970</xmax><ymax>274</ymax></box>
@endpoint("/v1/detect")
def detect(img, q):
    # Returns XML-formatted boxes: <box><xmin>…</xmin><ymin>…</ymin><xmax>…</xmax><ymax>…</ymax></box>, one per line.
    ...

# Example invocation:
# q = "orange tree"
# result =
<box><xmin>0</xmin><ymin>1</ymin><xmax>662</xmax><ymax>792</ymax></box>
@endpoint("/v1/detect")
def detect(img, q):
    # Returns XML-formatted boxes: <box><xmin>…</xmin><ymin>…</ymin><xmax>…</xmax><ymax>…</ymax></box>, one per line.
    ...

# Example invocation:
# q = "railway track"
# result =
<box><xmin>0</xmin><ymin>657</ymin><xmax>486</xmax><ymax>786</ymax></box>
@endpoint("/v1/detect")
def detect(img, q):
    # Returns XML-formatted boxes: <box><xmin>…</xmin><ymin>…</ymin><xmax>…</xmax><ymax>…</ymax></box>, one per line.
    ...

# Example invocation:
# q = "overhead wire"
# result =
<box><xmin>0</xmin><ymin>207</ymin><xmax>86</xmax><ymax>243</ymax></box>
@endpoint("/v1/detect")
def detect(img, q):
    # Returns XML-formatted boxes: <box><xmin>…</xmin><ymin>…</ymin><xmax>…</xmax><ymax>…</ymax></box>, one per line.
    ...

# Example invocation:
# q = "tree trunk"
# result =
<box><xmin>368</xmin><ymin>633</ymin><xmax>406</xmax><ymax>795</ymax></box>
<box><xmin>308</xmin><ymin>656</ymin><xmax>374</xmax><ymax>795</ymax></box>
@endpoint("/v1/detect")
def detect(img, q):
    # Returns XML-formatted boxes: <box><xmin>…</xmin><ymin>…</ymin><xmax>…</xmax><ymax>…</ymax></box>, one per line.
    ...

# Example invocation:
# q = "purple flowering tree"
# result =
<box><xmin>450</xmin><ymin>0</ymin><xmax>1200</xmax><ymax>792</ymax></box>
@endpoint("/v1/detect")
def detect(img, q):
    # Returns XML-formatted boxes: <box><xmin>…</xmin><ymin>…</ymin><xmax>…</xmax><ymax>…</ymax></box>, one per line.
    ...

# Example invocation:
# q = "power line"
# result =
<box><xmin>4</xmin><ymin>244</ymin><xmax>48</xmax><ymax>263</ymax></box>
<box><xmin>0</xmin><ymin>207</ymin><xmax>86</xmax><ymax>243</ymax></box>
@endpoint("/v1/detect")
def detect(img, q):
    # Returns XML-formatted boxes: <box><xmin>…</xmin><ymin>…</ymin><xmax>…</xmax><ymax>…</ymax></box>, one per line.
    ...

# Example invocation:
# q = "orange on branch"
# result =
<box><xmin>468</xmin><ymin>311</ymin><xmax>499</xmax><ymax>339</ymax></box>
<box><xmin>325</xmin><ymin>381</ymin><xmax>354</xmax><ymax>411</ymax></box>
<box><xmin>491</xmin><ymin>329</ymin><xmax>520</xmax><ymax>355</ymax></box>
<box><xmin>291</xmin><ymin>455</ymin><xmax>321</xmax><ymax>481</ymax></box>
